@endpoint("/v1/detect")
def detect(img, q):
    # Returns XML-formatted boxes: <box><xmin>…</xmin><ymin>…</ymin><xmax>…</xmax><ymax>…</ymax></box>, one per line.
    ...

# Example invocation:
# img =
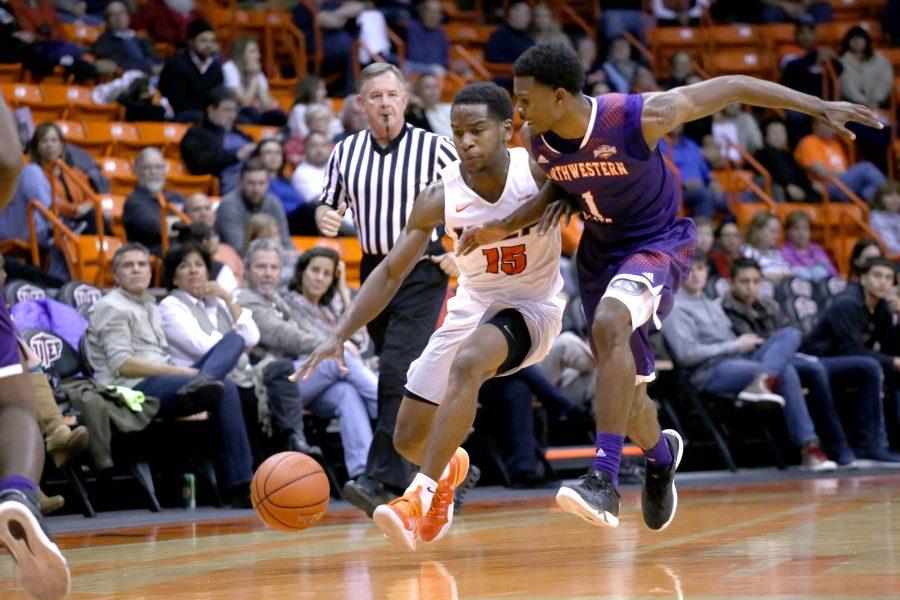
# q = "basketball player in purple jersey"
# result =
<box><xmin>0</xmin><ymin>91</ymin><xmax>71</xmax><ymax>598</ymax></box>
<box><xmin>459</xmin><ymin>42</ymin><xmax>883</xmax><ymax>530</ymax></box>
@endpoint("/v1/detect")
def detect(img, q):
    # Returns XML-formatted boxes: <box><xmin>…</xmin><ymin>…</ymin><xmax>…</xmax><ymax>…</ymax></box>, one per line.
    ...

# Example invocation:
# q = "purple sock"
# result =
<box><xmin>592</xmin><ymin>432</ymin><xmax>625</xmax><ymax>491</ymax></box>
<box><xmin>643</xmin><ymin>432</ymin><xmax>673</xmax><ymax>470</ymax></box>
<box><xmin>0</xmin><ymin>476</ymin><xmax>38</xmax><ymax>505</ymax></box>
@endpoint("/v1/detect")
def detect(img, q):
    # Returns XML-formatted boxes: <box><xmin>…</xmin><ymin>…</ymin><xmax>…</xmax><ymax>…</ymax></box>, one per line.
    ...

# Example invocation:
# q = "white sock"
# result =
<box><xmin>405</xmin><ymin>473</ymin><xmax>438</xmax><ymax>514</ymax></box>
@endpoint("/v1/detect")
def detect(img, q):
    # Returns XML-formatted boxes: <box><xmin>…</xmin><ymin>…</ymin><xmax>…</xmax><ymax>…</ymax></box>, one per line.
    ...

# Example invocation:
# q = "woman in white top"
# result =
<box><xmin>287</xmin><ymin>75</ymin><xmax>343</xmax><ymax>139</ymax></box>
<box><xmin>740</xmin><ymin>211</ymin><xmax>791</xmax><ymax>283</ymax></box>
<box><xmin>222</xmin><ymin>36</ymin><xmax>287</xmax><ymax>126</ymax></box>
<box><xmin>159</xmin><ymin>242</ymin><xmax>260</xmax><ymax>382</ymax></box>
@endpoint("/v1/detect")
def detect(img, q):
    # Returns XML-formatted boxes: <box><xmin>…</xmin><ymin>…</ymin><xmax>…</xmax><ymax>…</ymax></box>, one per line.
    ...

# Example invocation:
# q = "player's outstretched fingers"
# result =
<box><xmin>290</xmin><ymin>355</ymin><xmax>321</xmax><ymax>382</ymax></box>
<box><xmin>851</xmin><ymin>105</ymin><xmax>883</xmax><ymax>129</ymax></box>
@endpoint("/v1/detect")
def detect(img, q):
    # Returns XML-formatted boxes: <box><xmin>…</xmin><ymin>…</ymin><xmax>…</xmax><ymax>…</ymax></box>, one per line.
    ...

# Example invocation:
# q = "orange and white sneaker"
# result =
<box><xmin>372</xmin><ymin>493</ymin><xmax>423</xmax><ymax>552</ymax></box>
<box><xmin>419</xmin><ymin>448</ymin><xmax>470</xmax><ymax>545</ymax></box>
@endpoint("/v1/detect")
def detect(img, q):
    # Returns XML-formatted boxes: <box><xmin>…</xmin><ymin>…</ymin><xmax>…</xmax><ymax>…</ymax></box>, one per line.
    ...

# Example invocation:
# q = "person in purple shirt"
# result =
<box><xmin>780</xmin><ymin>210</ymin><xmax>839</xmax><ymax>281</ymax></box>
<box><xmin>459</xmin><ymin>41</ymin><xmax>883</xmax><ymax>533</ymax></box>
<box><xmin>657</xmin><ymin>123</ymin><xmax>717</xmax><ymax>217</ymax></box>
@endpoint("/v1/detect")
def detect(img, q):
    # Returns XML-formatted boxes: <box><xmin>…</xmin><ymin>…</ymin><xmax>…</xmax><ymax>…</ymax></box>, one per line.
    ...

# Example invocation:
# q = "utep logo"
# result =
<box><xmin>29</xmin><ymin>333</ymin><xmax>63</xmax><ymax>369</ymax></box>
<box><xmin>593</xmin><ymin>145</ymin><xmax>617</xmax><ymax>160</ymax></box>
<box><xmin>15</xmin><ymin>284</ymin><xmax>46</xmax><ymax>303</ymax></box>
<box><xmin>73</xmin><ymin>285</ymin><xmax>102</xmax><ymax>307</ymax></box>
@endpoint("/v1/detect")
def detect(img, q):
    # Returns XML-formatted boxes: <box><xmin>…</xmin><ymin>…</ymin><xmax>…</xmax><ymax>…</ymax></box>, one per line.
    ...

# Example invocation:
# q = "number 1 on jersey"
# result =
<box><xmin>483</xmin><ymin>244</ymin><xmax>527</xmax><ymax>275</ymax></box>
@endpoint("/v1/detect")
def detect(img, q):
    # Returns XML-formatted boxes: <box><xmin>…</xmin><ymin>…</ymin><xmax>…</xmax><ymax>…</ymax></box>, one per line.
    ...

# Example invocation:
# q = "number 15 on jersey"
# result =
<box><xmin>482</xmin><ymin>244</ymin><xmax>527</xmax><ymax>275</ymax></box>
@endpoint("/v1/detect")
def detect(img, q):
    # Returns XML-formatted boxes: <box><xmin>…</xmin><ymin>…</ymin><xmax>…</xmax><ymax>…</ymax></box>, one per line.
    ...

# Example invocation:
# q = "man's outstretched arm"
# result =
<box><xmin>292</xmin><ymin>182</ymin><xmax>445</xmax><ymax>380</ymax></box>
<box><xmin>641</xmin><ymin>74</ymin><xmax>883</xmax><ymax>149</ymax></box>
<box><xmin>0</xmin><ymin>91</ymin><xmax>25</xmax><ymax>209</ymax></box>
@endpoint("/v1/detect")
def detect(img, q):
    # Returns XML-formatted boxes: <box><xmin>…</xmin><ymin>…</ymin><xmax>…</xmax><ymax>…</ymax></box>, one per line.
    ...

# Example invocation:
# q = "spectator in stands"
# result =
<box><xmin>222</xmin><ymin>36</ymin><xmax>287</xmax><ymax>127</ymax></box>
<box><xmin>531</xmin><ymin>3</ymin><xmax>570</xmax><ymax>47</ymax></box>
<box><xmin>780</xmin><ymin>210</ymin><xmax>838</xmax><ymax>281</ymax></box>
<box><xmin>180</xmin><ymin>87</ymin><xmax>256</xmax><ymax>194</ymax></box>
<box><xmin>215</xmin><ymin>158</ymin><xmax>291</xmax><ymax>253</ymax></box>
<box><xmin>794</xmin><ymin>119</ymin><xmax>886</xmax><ymax>203</ymax></box>
<box><xmin>335</xmin><ymin>93</ymin><xmax>370</xmax><ymax>142</ymax></box>
<box><xmin>53</xmin><ymin>0</ymin><xmax>102</xmax><ymax>24</ymax></box>
<box><xmin>870</xmin><ymin>181</ymin><xmax>900</xmax><ymax>255</ymax></box>
<box><xmin>839</xmin><ymin>26</ymin><xmax>893</xmax><ymax>110</ymax></box>
<box><xmin>132</xmin><ymin>0</ymin><xmax>203</xmax><ymax>49</ymax></box>
<box><xmin>600</xmin><ymin>0</ymin><xmax>647</xmax><ymax>44</ymax></box>
<box><xmin>158</xmin><ymin>18</ymin><xmax>223</xmax><ymax>122</ymax></box>
<box><xmin>651</xmin><ymin>0</ymin><xmax>708</xmax><ymax>27</ymax></box>
<box><xmin>713</xmin><ymin>103</ymin><xmax>764</xmax><ymax>160</ymax></box>
<box><xmin>657</xmin><ymin>124</ymin><xmax>718</xmax><ymax>218</ymax></box>
<box><xmin>27</xmin><ymin>122</ymin><xmax>107</xmax><ymax>235</ymax></box>
<box><xmin>660</xmin><ymin>51</ymin><xmax>695</xmax><ymax>90</ymax></box>
<box><xmin>85</xmin><ymin>242</ymin><xmax>256</xmax><ymax>505</ymax></box>
<box><xmin>238</xmin><ymin>240</ymin><xmax>378</xmax><ymax>480</ymax></box>
<box><xmin>123</xmin><ymin>147</ymin><xmax>185</xmax><ymax>254</ymax></box>
<box><xmin>288</xmin><ymin>75</ymin><xmax>343</xmax><ymax>140</ymax></box>
<box><xmin>631</xmin><ymin>66</ymin><xmax>659</xmax><ymax>93</ymax></box>
<box><xmin>485</xmin><ymin>1</ymin><xmax>534</xmax><ymax>84</ymax></box>
<box><xmin>848</xmin><ymin>237</ymin><xmax>882</xmax><ymax>282</ymax></box>
<box><xmin>602</xmin><ymin>36</ymin><xmax>640</xmax><ymax>94</ymax></box>
<box><xmin>741</xmin><ymin>211</ymin><xmax>791</xmax><ymax>282</ymax></box>
<box><xmin>804</xmin><ymin>257</ymin><xmax>900</xmax><ymax>462</ymax></box>
<box><xmin>754</xmin><ymin>119</ymin><xmax>817</xmax><ymax>202</ymax></box>
<box><xmin>574</xmin><ymin>35</ymin><xmax>606</xmax><ymax>94</ymax></box>
<box><xmin>761</xmin><ymin>0</ymin><xmax>833</xmax><ymax>24</ymax></box>
<box><xmin>93</xmin><ymin>1</ymin><xmax>162</xmax><ymax>77</ymax></box>
<box><xmin>243</xmin><ymin>213</ymin><xmax>297</xmax><ymax>285</ymax></box>
<box><xmin>254</xmin><ymin>139</ymin><xmax>305</xmax><ymax>224</ymax></box>
<box><xmin>664</xmin><ymin>252</ymin><xmax>839</xmax><ymax>467</ymax></box>
<box><xmin>183</xmin><ymin>193</ymin><xmax>245</xmax><ymax>284</ymax></box>
<box><xmin>780</xmin><ymin>23</ymin><xmax>842</xmax><ymax>142</ymax></box>
<box><xmin>722</xmin><ymin>257</ymin><xmax>853</xmax><ymax>468</ymax></box>
<box><xmin>709</xmin><ymin>221</ymin><xmax>743</xmax><ymax>278</ymax></box>
<box><xmin>289</xmin><ymin>132</ymin><xmax>330</xmax><ymax>235</ymax></box>
<box><xmin>404</xmin><ymin>0</ymin><xmax>450</xmax><ymax>76</ymax></box>
<box><xmin>693</xmin><ymin>215</ymin><xmax>721</xmax><ymax>274</ymax></box>
<box><xmin>173</xmin><ymin>221</ymin><xmax>240</xmax><ymax>292</ymax></box>
<box><xmin>405</xmin><ymin>74</ymin><xmax>451</xmax><ymax>137</ymax></box>
<box><xmin>7</xmin><ymin>0</ymin><xmax>97</xmax><ymax>81</ymax></box>
<box><xmin>312</xmin><ymin>0</ymin><xmax>376</xmax><ymax>94</ymax></box>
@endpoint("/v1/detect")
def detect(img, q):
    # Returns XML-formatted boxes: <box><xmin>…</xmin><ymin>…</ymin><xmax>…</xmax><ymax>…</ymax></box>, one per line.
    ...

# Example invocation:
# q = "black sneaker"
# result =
<box><xmin>0</xmin><ymin>489</ymin><xmax>70</xmax><ymax>599</ymax></box>
<box><xmin>453</xmin><ymin>464</ymin><xmax>480</xmax><ymax>514</ymax></box>
<box><xmin>342</xmin><ymin>476</ymin><xmax>394</xmax><ymax>518</ymax></box>
<box><xmin>641</xmin><ymin>429</ymin><xmax>684</xmax><ymax>531</ymax></box>
<box><xmin>555</xmin><ymin>468</ymin><xmax>621</xmax><ymax>528</ymax></box>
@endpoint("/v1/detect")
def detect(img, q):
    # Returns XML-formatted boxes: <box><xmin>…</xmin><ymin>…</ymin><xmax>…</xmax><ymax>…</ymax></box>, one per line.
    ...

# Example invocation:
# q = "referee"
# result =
<box><xmin>316</xmin><ymin>63</ymin><xmax>459</xmax><ymax>516</ymax></box>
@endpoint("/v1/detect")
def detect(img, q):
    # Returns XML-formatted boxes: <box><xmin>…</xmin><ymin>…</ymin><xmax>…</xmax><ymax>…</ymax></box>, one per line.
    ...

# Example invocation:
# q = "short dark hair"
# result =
<box><xmin>514</xmin><ymin>42</ymin><xmax>585</xmax><ymax>95</ymax></box>
<box><xmin>187</xmin><ymin>18</ymin><xmax>213</xmax><ymax>40</ymax></box>
<box><xmin>841</xmin><ymin>25</ymin><xmax>874</xmax><ymax>60</ymax></box>
<box><xmin>860</xmin><ymin>256</ymin><xmax>896</xmax><ymax>276</ymax></box>
<box><xmin>163</xmin><ymin>242</ymin><xmax>212</xmax><ymax>290</ymax></box>
<box><xmin>290</xmin><ymin>246</ymin><xmax>341</xmax><ymax>306</ymax></box>
<box><xmin>241</xmin><ymin>157</ymin><xmax>266</xmax><ymax>178</ymax></box>
<box><xmin>729</xmin><ymin>257</ymin><xmax>761</xmax><ymax>279</ymax></box>
<box><xmin>174</xmin><ymin>221</ymin><xmax>214</xmax><ymax>244</ymax></box>
<box><xmin>205</xmin><ymin>86</ymin><xmax>239</xmax><ymax>110</ymax></box>
<box><xmin>693</xmin><ymin>248</ymin><xmax>708</xmax><ymax>264</ymax></box>
<box><xmin>452</xmin><ymin>82</ymin><xmax>513</xmax><ymax>122</ymax></box>
<box><xmin>111</xmin><ymin>242</ymin><xmax>150</xmax><ymax>270</ymax></box>
<box><xmin>784</xmin><ymin>210</ymin><xmax>812</xmax><ymax>231</ymax></box>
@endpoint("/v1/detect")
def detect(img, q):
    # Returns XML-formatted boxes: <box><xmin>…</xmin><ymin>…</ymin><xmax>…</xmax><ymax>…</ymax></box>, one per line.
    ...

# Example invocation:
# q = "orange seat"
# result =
<box><xmin>1</xmin><ymin>83</ymin><xmax>66</xmax><ymax>122</ymax></box>
<box><xmin>444</xmin><ymin>22</ymin><xmax>493</xmax><ymax>47</ymax></box>
<box><xmin>759</xmin><ymin>23</ymin><xmax>796</xmax><ymax>49</ymax></box>
<box><xmin>71</xmin><ymin>235</ymin><xmax>121</xmax><ymax>286</ymax></box>
<box><xmin>55</xmin><ymin>120</ymin><xmax>87</xmax><ymax>145</ymax></box>
<box><xmin>826</xmin><ymin>0</ymin><xmax>883</xmax><ymax>21</ymax></box>
<box><xmin>79</xmin><ymin>121</ymin><xmax>117</xmax><ymax>157</ymax></box>
<box><xmin>100</xmin><ymin>157</ymin><xmax>136</xmax><ymax>195</ymax></box>
<box><xmin>123</xmin><ymin>122</ymin><xmax>189</xmax><ymax>159</ymax></box>
<box><xmin>98</xmin><ymin>193</ymin><xmax>128</xmax><ymax>240</ymax></box>
<box><xmin>61</xmin><ymin>23</ymin><xmax>105</xmax><ymax>45</ymax></box>
<box><xmin>238</xmin><ymin>124</ymin><xmax>279</xmax><ymax>142</ymax></box>
<box><xmin>815</xmin><ymin>20</ymin><xmax>881</xmax><ymax>48</ymax></box>
<box><xmin>884</xmin><ymin>48</ymin><xmax>900</xmax><ymax>72</ymax></box>
<box><xmin>0</xmin><ymin>63</ymin><xmax>22</xmax><ymax>83</ymax></box>
<box><xmin>729</xmin><ymin>201</ymin><xmax>769</xmax><ymax>230</ymax></box>
<box><xmin>59</xmin><ymin>85</ymin><xmax>120</xmax><ymax>122</ymax></box>
<box><xmin>648</xmin><ymin>26</ymin><xmax>706</xmax><ymax>66</ymax></box>
<box><xmin>704</xmin><ymin>49</ymin><xmax>774</xmax><ymax>79</ymax></box>
<box><xmin>85</xmin><ymin>122</ymin><xmax>139</xmax><ymax>158</ymax></box>
<box><xmin>707</xmin><ymin>24</ymin><xmax>764</xmax><ymax>52</ymax></box>
<box><xmin>166</xmin><ymin>160</ymin><xmax>218</xmax><ymax>196</ymax></box>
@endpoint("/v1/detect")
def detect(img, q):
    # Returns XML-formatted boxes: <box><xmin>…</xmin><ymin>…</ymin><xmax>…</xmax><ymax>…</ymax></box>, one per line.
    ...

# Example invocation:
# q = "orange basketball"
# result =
<box><xmin>251</xmin><ymin>451</ymin><xmax>330</xmax><ymax>531</ymax></box>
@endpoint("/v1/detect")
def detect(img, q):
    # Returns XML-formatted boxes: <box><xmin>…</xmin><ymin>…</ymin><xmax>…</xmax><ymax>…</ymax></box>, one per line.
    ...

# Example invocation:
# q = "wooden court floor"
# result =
<box><xmin>1</xmin><ymin>474</ymin><xmax>898</xmax><ymax>599</ymax></box>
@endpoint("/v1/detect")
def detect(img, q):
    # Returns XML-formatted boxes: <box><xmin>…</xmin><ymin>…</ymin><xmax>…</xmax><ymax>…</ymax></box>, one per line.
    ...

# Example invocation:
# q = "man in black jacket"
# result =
<box><xmin>754</xmin><ymin>120</ymin><xmax>818</xmax><ymax>202</ymax></box>
<box><xmin>122</xmin><ymin>147</ymin><xmax>184</xmax><ymax>254</ymax></box>
<box><xmin>179</xmin><ymin>87</ymin><xmax>255</xmax><ymax>195</ymax></box>
<box><xmin>722</xmin><ymin>258</ymin><xmax>868</xmax><ymax>467</ymax></box>
<box><xmin>158</xmin><ymin>18</ymin><xmax>223</xmax><ymax>122</ymax></box>
<box><xmin>93</xmin><ymin>1</ymin><xmax>161</xmax><ymax>76</ymax></box>
<box><xmin>804</xmin><ymin>257</ymin><xmax>900</xmax><ymax>462</ymax></box>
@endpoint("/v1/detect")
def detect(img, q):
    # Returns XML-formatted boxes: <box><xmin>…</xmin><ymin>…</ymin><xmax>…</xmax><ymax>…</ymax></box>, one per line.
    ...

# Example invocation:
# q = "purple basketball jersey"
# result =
<box><xmin>530</xmin><ymin>93</ymin><xmax>681</xmax><ymax>245</ymax></box>
<box><xmin>0</xmin><ymin>303</ymin><xmax>24</xmax><ymax>379</ymax></box>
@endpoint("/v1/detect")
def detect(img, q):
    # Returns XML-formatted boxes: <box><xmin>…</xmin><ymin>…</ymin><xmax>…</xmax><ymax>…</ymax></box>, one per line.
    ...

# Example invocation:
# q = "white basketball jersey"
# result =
<box><xmin>443</xmin><ymin>147</ymin><xmax>563</xmax><ymax>303</ymax></box>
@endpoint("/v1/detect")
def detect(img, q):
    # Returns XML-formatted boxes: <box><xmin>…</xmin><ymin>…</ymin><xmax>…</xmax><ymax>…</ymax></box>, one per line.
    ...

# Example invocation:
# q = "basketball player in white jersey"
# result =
<box><xmin>294</xmin><ymin>82</ymin><xmax>566</xmax><ymax>551</ymax></box>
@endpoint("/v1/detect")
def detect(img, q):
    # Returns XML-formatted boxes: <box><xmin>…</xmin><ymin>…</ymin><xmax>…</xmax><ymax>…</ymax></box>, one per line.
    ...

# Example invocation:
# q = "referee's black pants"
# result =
<box><xmin>361</xmin><ymin>254</ymin><xmax>449</xmax><ymax>491</ymax></box>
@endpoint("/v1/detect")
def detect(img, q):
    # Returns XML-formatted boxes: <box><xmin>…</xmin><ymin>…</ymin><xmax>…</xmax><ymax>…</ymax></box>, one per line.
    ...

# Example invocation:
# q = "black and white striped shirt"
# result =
<box><xmin>320</xmin><ymin>123</ymin><xmax>458</xmax><ymax>255</ymax></box>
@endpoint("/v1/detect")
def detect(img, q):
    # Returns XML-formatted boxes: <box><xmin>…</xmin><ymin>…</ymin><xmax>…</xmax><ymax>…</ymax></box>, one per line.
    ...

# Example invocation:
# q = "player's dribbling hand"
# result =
<box><xmin>820</xmin><ymin>100</ymin><xmax>884</xmax><ymax>140</ymax></box>
<box><xmin>457</xmin><ymin>220</ymin><xmax>508</xmax><ymax>256</ymax></box>
<box><xmin>317</xmin><ymin>202</ymin><xmax>347</xmax><ymax>237</ymax></box>
<box><xmin>538</xmin><ymin>199</ymin><xmax>575</xmax><ymax>235</ymax></box>
<box><xmin>290</xmin><ymin>335</ymin><xmax>348</xmax><ymax>382</ymax></box>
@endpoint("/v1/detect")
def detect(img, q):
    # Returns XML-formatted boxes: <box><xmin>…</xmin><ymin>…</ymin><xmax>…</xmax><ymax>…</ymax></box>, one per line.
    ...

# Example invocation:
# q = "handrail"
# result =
<box><xmin>296</xmin><ymin>0</ymin><xmax>323</xmax><ymax>74</ymax></box>
<box><xmin>157</xmin><ymin>193</ymin><xmax>192</xmax><ymax>254</ymax></box>
<box><xmin>26</xmin><ymin>200</ymin><xmax>80</xmax><ymax>279</ymax></box>
<box><xmin>826</xmin><ymin>175</ymin><xmax>870</xmax><ymax>218</ymax></box>
<box><xmin>621</xmin><ymin>30</ymin><xmax>655</xmax><ymax>66</ymax></box>
<box><xmin>452</xmin><ymin>45</ymin><xmax>491</xmax><ymax>81</ymax></box>
<box><xmin>727</xmin><ymin>141</ymin><xmax>772</xmax><ymax>197</ymax></box>
<box><xmin>386</xmin><ymin>27</ymin><xmax>406</xmax><ymax>67</ymax></box>
<box><xmin>53</xmin><ymin>159</ymin><xmax>109</xmax><ymax>273</ymax></box>
<box><xmin>552</xmin><ymin>2</ymin><xmax>595</xmax><ymax>38</ymax></box>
